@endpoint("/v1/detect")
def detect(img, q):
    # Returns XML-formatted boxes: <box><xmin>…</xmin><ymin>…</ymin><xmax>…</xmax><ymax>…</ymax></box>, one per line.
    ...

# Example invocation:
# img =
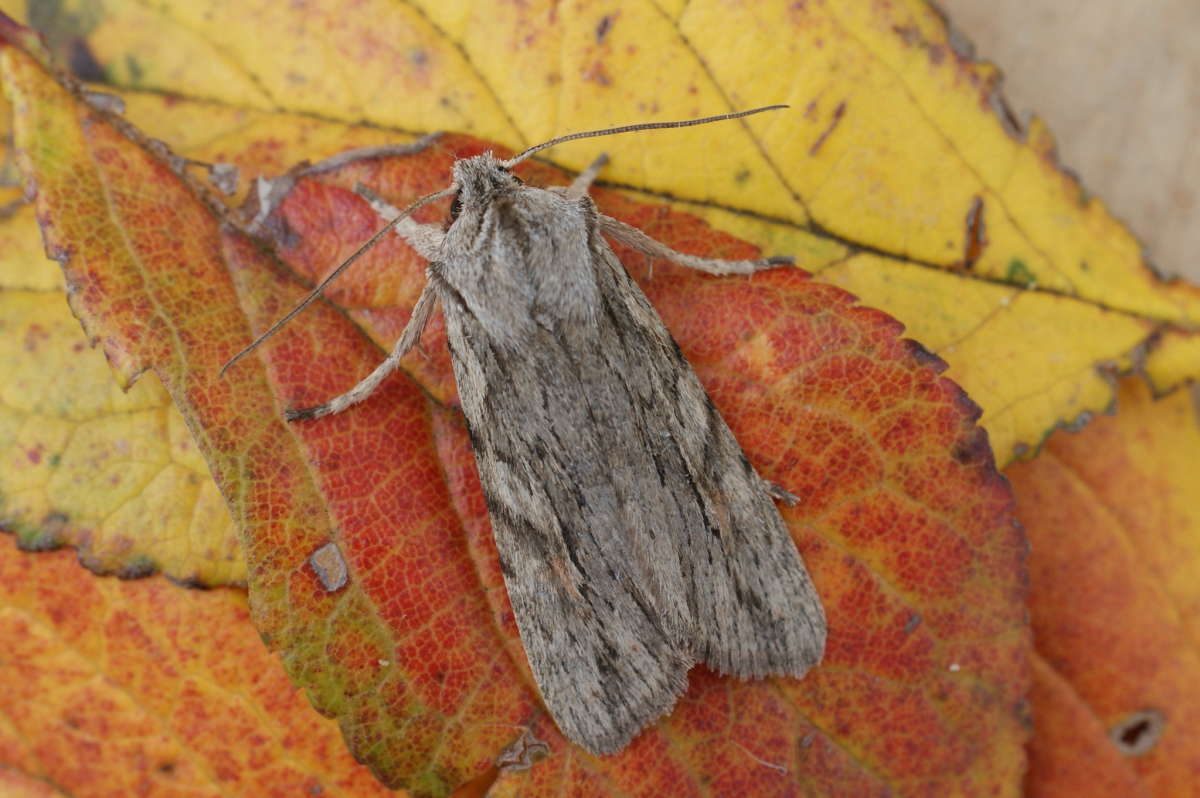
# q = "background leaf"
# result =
<box><xmin>1009</xmin><ymin>377</ymin><xmax>1200</xmax><ymax>796</ymax></box>
<box><xmin>0</xmin><ymin>93</ymin><xmax>242</xmax><ymax>582</ymax></box>
<box><xmin>0</xmin><ymin>536</ymin><xmax>393</xmax><ymax>797</ymax></box>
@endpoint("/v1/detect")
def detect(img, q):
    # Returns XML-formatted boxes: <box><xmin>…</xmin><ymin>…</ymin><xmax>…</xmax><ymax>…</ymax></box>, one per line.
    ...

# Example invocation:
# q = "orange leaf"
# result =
<box><xmin>1008</xmin><ymin>377</ymin><xmax>1200</xmax><ymax>796</ymax></box>
<box><xmin>0</xmin><ymin>536</ymin><xmax>393</xmax><ymax>797</ymax></box>
<box><xmin>1024</xmin><ymin>655</ymin><xmax>1140</xmax><ymax>797</ymax></box>
<box><xmin>0</xmin><ymin>12</ymin><xmax>1028</xmax><ymax>797</ymax></box>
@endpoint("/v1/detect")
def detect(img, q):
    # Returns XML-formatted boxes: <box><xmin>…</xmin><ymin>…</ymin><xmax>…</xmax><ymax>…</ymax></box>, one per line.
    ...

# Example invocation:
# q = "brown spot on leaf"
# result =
<box><xmin>68</xmin><ymin>40</ymin><xmax>105</xmax><ymax>81</ymax></box>
<box><xmin>963</xmin><ymin>196</ymin><xmax>987</xmax><ymax>268</ymax></box>
<box><xmin>595</xmin><ymin>13</ymin><xmax>615</xmax><ymax>43</ymax></box>
<box><xmin>808</xmin><ymin>101</ymin><xmax>845</xmax><ymax>156</ymax></box>
<box><xmin>23</xmin><ymin>323</ymin><xmax>50</xmax><ymax>351</ymax></box>
<box><xmin>582</xmin><ymin>60</ymin><xmax>612</xmax><ymax>87</ymax></box>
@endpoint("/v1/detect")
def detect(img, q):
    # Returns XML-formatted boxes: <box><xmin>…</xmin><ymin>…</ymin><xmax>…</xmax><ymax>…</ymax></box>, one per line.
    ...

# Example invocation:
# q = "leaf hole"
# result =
<box><xmin>1109</xmin><ymin>709</ymin><xmax>1165</xmax><ymax>757</ymax></box>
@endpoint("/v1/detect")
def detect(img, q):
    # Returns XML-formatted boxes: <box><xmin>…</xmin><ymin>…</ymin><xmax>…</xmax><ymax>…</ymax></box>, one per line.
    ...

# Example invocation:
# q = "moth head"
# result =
<box><xmin>449</xmin><ymin>153</ymin><xmax>521</xmax><ymax>221</ymax></box>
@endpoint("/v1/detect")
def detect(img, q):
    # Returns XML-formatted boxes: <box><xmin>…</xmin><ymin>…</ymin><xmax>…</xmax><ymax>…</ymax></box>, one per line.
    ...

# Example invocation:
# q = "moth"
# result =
<box><xmin>224</xmin><ymin>107</ymin><xmax>826</xmax><ymax>755</ymax></box>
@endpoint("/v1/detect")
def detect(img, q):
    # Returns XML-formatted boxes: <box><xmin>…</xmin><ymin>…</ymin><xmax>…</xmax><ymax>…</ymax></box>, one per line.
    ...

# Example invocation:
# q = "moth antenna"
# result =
<box><xmin>501</xmin><ymin>105</ymin><xmax>788</xmax><ymax>169</ymax></box>
<box><xmin>220</xmin><ymin>184</ymin><xmax>457</xmax><ymax>377</ymax></box>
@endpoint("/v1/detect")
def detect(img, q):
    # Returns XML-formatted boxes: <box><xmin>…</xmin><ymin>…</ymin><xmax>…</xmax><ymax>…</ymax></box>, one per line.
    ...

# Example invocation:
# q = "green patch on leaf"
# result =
<box><xmin>1006</xmin><ymin>258</ymin><xmax>1037</xmax><ymax>287</ymax></box>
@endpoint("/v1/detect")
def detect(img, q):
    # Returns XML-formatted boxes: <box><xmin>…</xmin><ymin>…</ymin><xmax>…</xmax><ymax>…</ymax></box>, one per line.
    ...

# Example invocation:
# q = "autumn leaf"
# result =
<box><xmin>0</xmin><ymin>198</ymin><xmax>243</xmax><ymax>583</ymax></box>
<box><xmin>0</xmin><ymin>535</ymin><xmax>394</xmax><ymax>797</ymax></box>
<box><xmin>0</xmin><ymin>9</ymin><xmax>1030</xmax><ymax>798</ymax></box>
<box><xmin>7</xmin><ymin>0</ymin><xmax>1199</xmax><ymax>795</ymax></box>
<box><xmin>14</xmin><ymin>0</ymin><xmax>1199</xmax><ymax>464</ymax></box>
<box><xmin>1008</xmin><ymin>377</ymin><xmax>1200</xmax><ymax>796</ymax></box>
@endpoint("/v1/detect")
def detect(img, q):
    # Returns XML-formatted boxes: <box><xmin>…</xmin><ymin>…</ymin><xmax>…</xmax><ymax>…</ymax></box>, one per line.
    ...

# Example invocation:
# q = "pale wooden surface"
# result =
<box><xmin>938</xmin><ymin>0</ymin><xmax>1200</xmax><ymax>283</ymax></box>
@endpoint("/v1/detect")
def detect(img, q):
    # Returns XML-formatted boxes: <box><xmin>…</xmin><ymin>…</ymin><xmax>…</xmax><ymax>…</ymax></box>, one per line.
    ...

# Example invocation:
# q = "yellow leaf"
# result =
<box><xmin>819</xmin><ymin>254</ymin><xmax>1149</xmax><ymax>457</ymax></box>
<box><xmin>1144</xmin><ymin>328</ymin><xmax>1200</xmax><ymax>395</ymax></box>
<box><xmin>18</xmin><ymin>0</ymin><xmax>1193</xmax><ymax>463</ymax></box>
<box><xmin>0</xmin><ymin>203</ymin><xmax>244</xmax><ymax>583</ymax></box>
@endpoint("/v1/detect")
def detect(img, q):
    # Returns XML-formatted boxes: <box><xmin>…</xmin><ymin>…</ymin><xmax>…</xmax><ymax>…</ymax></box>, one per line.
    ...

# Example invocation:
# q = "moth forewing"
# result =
<box><xmin>226</xmin><ymin>107</ymin><xmax>826</xmax><ymax>756</ymax></box>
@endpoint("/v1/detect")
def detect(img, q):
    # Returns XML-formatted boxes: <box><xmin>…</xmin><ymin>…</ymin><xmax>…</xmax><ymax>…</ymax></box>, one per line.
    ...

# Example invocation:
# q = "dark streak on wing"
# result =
<box><xmin>586</xmin><ymin>232</ymin><xmax>826</xmax><ymax>680</ymax></box>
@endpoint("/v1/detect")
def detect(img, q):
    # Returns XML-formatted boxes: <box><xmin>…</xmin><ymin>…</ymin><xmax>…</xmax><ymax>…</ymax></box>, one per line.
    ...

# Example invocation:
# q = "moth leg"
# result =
<box><xmin>353</xmin><ymin>184</ymin><xmax>442</xmax><ymax>363</ymax></box>
<box><xmin>764</xmin><ymin>479</ymin><xmax>801</xmax><ymax>506</ymax></box>
<box><xmin>354</xmin><ymin>184</ymin><xmax>446</xmax><ymax>260</ymax></box>
<box><xmin>286</xmin><ymin>283</ymin><xmax>438</xmax><ymax>421</ymax></box>
<box><xmin>563</xmin><ymin>153</ymin><xmax>610</xmax><ymax>199</ymax></box>
<box><xmin>599</xmin><ymin>213</ymin><xmax>793</xmax><ymax>275</ymax></box>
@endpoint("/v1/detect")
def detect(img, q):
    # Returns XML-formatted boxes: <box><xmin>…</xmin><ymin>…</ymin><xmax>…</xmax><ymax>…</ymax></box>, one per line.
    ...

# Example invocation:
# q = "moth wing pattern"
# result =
<box><xmin>591</xmin><ymin>230</ymin><xmax>826</xmax><ymax>680</ymax></box>
<box><xmin>430</xmin><ymin>166</ymin><xmax>825</xmax><ymax>754</ymax></box>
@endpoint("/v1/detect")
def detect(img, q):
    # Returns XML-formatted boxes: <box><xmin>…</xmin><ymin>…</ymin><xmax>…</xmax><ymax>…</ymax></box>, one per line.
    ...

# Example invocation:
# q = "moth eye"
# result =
<box><xmin>448</xmin><ymin>192</ymin><xmax>463</xmax><ymax>222</ymax></box>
